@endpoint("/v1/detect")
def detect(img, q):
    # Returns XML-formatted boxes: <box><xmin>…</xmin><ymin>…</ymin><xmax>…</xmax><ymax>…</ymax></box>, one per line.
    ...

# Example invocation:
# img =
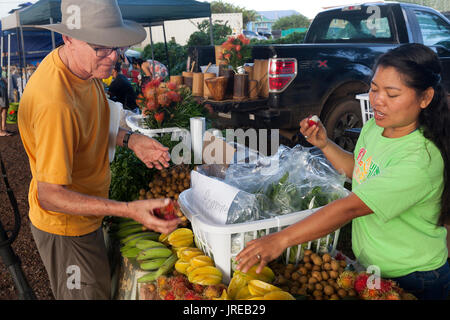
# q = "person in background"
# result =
<box><xmin>0</xmin><ymin>77</ymin><xmax>11</xmax><ymax>136</ymax></box>
<box><xmin>18</xmin><ymin>0</ymin><xmax>180</xmax><ymax>300</ymax></box>
<box><xmin>132</xmin><ymin>57</ymin><xmax>168</xmax><ymax>83</ymax></box>
<box><xmin>108</xmin><ymin>62</ymin><xmax>138</xmax><ymax>111</ymax></box>
<box><xmin>236</xmin><ymin>43</ymin><xmax>450</xmax><ymax>300</ymax></box>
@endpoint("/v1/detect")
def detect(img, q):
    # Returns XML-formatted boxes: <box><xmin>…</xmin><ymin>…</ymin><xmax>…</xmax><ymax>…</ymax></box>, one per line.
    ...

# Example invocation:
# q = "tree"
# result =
<box><xmin>142</xmin><ymin>39</ymin><xmax>187</xmax><ymax>76</ymax></box>
<box><xmin>186</xmin><ymin>20</ymin><xmax>232</xmax><ymax>47</ymax></box>
<box><xmin>210</xmin><ymin>0</ymin><xmax>258</xmax><ymax>26</ymax></box>
<box><xmin>272</xmin><ymin>14</ymin><xmax>311</xmax><ymax>30</ymax></box>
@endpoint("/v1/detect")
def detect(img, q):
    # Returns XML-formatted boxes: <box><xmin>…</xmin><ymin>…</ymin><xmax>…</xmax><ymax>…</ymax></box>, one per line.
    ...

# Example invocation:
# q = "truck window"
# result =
<box><xmin>307</xmin><ymin>6</ymin><xmax>395</xmax><ymax>43</ymax></box>
<box><xmin>414</xmin><ymin>10</ymin><xmax>450</xmax><ymax>50</ymax></box>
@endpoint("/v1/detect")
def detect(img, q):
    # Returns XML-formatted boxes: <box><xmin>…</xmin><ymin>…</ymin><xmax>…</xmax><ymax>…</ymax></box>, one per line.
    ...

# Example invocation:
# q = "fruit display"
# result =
<box><xmin>138</xmin><ymin>165</ymin><xmax>191</xmax><ymax>202</ymax></box>
<box><xmin>156</xmin><ymin>274</ymin><xmax>227</xmax><ymax>300</ymax></box>
<box><xmin>268</xmin><ymin>250</ymin><xmax>417</xmax><ymax>300</ymax></box>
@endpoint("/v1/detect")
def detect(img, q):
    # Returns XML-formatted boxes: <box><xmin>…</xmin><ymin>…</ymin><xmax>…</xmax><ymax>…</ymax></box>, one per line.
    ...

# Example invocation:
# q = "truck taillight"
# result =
<box><xmin>268</xmin><ymin>58</ymin><xmax>297</xmax><ymax>93</ymax></box>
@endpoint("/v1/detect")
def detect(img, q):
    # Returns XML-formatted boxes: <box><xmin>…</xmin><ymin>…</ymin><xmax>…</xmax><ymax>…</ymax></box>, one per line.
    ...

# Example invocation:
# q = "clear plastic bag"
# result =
<box><xmin>193</xmin><ymin>144</ymin><xmax>350</xmax><ymax>224</ymax></box>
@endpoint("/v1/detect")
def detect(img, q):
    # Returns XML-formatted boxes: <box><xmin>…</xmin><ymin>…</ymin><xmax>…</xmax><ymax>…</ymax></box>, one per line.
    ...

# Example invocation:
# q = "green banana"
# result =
<box><xmin>137</xmin><ymin>253</ymin><xmax>178</xmax><ymax>283</ymax></box>
<box><xmin>139</xmin><ymin>258</ymin><xmax>167</xmax><ymax>271</ymax></box>
<box><xmin>116</xmin><ymin>224</ymin><xmax>145</xmax><ymax>239</ymax></box>
<box><xmin>121</xmin><ymin>247</ymin><xmax>142</xmax><ymax>259</ymax></box>
<box><xmin>137</xmin><ymin>247</ymin><xmax>173</xmax><ymax>261</ymax></box>
<box><xmin>117</xmin><ymin>220</ymin><xmax>142</xmax><ymax>229</ymax></box>
<box><xmin>120</xmin><ymin>231</ymin><xmax>160</xmax><ymax>245</ymax></box>
<box><xmin>135</xmin><ymin>239</ymin><xmax>166</xmax><ymax>250</ymax></box>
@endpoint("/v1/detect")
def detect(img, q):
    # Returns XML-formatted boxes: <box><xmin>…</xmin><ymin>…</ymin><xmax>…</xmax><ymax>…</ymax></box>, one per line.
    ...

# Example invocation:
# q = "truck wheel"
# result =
<box><xmin>323</xmin><ymin>98</ymin><xmax>362</xmax><ymax>152</ymax></box>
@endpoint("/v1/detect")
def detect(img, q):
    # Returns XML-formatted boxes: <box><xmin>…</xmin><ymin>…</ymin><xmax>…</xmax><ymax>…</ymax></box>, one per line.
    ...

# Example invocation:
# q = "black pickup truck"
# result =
<box><xmin>190</xmin><ymin>2</ymin><xmax>450</xmax><ymax>150</ymax></box>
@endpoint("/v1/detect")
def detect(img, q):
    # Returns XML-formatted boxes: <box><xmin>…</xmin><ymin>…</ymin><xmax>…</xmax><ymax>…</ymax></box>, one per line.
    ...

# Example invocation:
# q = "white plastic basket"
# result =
<box><xmin>356</xmin><ymin>93</ymin><xmax>373</xmax><ymax>125</ymax></box>
<box><xmin>125</xmin><ymin>114</ymin><xmax>187</xmax><ymax>138</ymax></box>
<box><xmin>178</xmin><ymin>189</ymin><xmax>340</xmax><ymax>283</ymax></box>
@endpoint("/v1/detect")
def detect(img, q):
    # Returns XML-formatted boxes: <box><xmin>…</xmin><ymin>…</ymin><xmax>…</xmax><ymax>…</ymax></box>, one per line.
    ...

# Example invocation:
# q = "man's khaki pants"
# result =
<box><xmin>30</xmin><ymin>223</ymin><xmax>111</xmax><ymax>300</ymax></box>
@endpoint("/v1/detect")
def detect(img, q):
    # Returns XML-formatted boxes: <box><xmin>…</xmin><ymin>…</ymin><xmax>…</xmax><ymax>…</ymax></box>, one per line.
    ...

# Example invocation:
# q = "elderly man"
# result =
<box><xmin>18</xmin><ymin>0</ymin><xmax>180</xmax><ymax>299</ymax></box>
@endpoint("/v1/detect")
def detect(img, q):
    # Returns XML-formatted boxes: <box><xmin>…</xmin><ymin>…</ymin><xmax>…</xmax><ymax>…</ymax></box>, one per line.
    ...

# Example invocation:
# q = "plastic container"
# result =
<box><xmin>125</xmin><ymin>114</ymin><xmax>187</xmax><ymax>138</ymax></box>
<box><xmin>356</xmin><ymin>93</ymin><xmax>373</xmax><ymax>125</ymax></box>
<box><xmin>178</xmin><ymin>189</ymin><xmax>340</xmax><ymax>283</ymax></box>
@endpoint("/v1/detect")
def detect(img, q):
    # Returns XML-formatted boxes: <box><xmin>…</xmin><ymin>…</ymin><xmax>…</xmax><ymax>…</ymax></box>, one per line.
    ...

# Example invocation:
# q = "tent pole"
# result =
<box><xmin>162</xmin><ymin>23</ymin><xmax>171</xmax><ymax>77</ymax></box>
<box><xmin>50</xmin><ymin>18</ymin><xmax>56</xmax><ymax>49</ymax></box>
<box><xmin>1</xmin><ymin>32</ymin><xmax>3</xmax><ymax>70</ymax></box>
<box><xmin>148</xmin><ymin>26</ymin><xmax>155</xmax><ymax>78</ymax></box>
<box><xmin>7</xmin><ymin>34</ymin><xmax>11</xmax><ymax>101</ymax></box>
<box><xmin>19</xmin><ymin>26</ymin><xmax>27</xmax><ymax>82</ymax></box>
<box><xmin>209</xmin><ymin>16</ymin><xmax>214</xmax><ymax>46</ymax></box>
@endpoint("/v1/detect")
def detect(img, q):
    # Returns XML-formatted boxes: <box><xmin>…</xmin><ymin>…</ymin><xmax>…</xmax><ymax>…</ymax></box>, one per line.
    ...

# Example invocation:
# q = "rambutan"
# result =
<box><xmin>354</xmin><ymin>272</ymin><xmax>369</xmax><ymax>293</ymax></box>
<box><xmin>380</xmin><ymin>279</ymin><xmax>396</xmax><ymax>293</ymax></box>
<box><xmin>164</xmin><ymin>292</ymin><xmax>176</xmax><ymax>300</ymax></box>
<box><xmin>184</xmin><ymin>290</ymin><xmax>203</xmax><ymax>300</ymax></box>
<box><xmin>382</xmin><ymin>290</ymin><xmax>401</xmax><ymax>300</ymax></box>
<box><xmin>360</xmin><ymin>287</ymin><xmax>382</xmax><ymax>300</ymax></box>
<box><xmin>337</xmin><ymin>270</ymin><xmax>357</xmax><ymax>290</ymax></box>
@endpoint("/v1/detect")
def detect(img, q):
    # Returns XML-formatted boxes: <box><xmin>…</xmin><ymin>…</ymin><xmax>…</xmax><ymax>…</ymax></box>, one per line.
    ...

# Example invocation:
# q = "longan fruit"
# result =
<box><xmin>329</xmin><ymin>270</ymin><xmax>339</xmax><ymax>279</ymax></box>
<box><xmin>337</xmin><ymin>288</ymin><xmax>347</xmax><ymax>298</ymax></box>
<box><xmin>299</xmin><ymin>276</ymin><xmax>308</xmax><ymax>284</ymax></box>
<box><xmin>322</xmin><ymin>253</ymin><xmax>332</xmax><ymax>263</ymax></box>
<box><xmin>308</xmin><ymin>277</ymin><xmax>318</xmax><ymax>284</ymax></box>
<box><xmin>312</xmin><ymin>290</ymin><xmax>323</xmax><ymax>297</ymax></box>
<box><xmin>311</xmin><ymin>271</ymin><xmax>322</xmax><ymax>282</ymax></box>
<box><xmin>298</xmin><ymin>267</ymin><xmax>308</xmax><ymax>275</ymax></box>
<box><xmin>312</xmin><ymin>265</ymin><xmax>321</xmax><ymax>272</ymax></box>
<box><xmin>323</xmin><ymin>262</ymin><xmax>331</xmax><ymax>271</ymax></box>
<box><xmin>315</xmin><ymin>283</ymin><xmax>323</xmax><ymax>291</ymax></box>
<box><xmin>324</xmin><ymin>285</ymin><xmax>335</xmax><ymax>296</ymax></box>
<box><xmin>291</xmin><ymin>272</ymin><xmax>300</xmax><ymax>281</ymax></box>
<box><xmin>304</xmin><ymin>262</ymin><xmax>313</xmax><ymax>270</ymax></box>
<box><xmin>330</xmin><ymin>260</ymin><xmax>340</xmax><ymax>271</ymax></box>
<box><xmin>321</xmin><ymin>271</ymin><xmax>329</xmax><ymax>281</ymax></box>
<box><xmin>304</xmin><ymin>249</ymin><xmax>313</xmax><ymax>256</ymax></box>
<box><xmin>330</xmin><ymin>294</ymin><xmax>340</xmax><ymax>300</ymax></box>
<box><xmin>307</xmin><ymin>283</ymin><xmax>315</xmax><ymax>292</ymax></box>
<box><xmin>303</xmin><ymin>255</ymin><xmax>311</xmax><ymax>263</ymax></box>
<box><xmin>348</xmin><ymin>288</ymin><xmax>357</xmax><ymax>297</ymax></box>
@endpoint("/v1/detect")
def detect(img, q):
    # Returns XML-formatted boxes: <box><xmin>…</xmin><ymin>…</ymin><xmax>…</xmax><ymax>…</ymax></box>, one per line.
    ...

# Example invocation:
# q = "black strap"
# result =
<box><xmin>0</xmin><ymin>150</ymin><xmax>21</xmax><ymax>248</ymax></box>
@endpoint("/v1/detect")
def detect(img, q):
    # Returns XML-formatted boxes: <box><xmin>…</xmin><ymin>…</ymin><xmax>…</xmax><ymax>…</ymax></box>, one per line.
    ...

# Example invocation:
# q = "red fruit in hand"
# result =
<box><xmin>307</xmin><ymin>115</ymin><xmax>319</xmax><ymax>127</ymax></box>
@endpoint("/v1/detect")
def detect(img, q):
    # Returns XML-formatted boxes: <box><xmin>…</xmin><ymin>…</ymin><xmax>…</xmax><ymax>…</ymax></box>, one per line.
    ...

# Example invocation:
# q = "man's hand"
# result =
<box><xmin>127</xmin><ymin>198</ymin><xmax>180</xmax><ymax>234</ymax></box>
<box><xmin>129</xmin><ymin>133</ymin><xmax>171</xmax><ymax>170</ymax></box>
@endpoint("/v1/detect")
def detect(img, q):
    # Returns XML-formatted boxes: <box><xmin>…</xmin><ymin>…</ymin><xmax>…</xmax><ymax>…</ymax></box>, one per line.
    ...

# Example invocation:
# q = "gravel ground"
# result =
<box><xmin>0</xmin><ymin>123</ymin><xmax>54</xmax><ymax>300</ymax></box>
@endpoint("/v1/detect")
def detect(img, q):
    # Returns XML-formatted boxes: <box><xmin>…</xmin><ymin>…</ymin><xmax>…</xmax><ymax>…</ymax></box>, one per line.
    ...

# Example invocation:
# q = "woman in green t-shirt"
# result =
<box><xmin>235</xmin><ymin>44</ymin><xmax>450</xmax><ymax>300</ymax></box>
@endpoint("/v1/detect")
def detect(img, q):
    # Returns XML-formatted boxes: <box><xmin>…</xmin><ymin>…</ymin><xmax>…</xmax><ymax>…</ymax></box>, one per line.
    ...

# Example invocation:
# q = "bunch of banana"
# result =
<box><xmin>174</xmin><ymin>247</ymin><xmax>223</xmax><ymax>286</ymax></box>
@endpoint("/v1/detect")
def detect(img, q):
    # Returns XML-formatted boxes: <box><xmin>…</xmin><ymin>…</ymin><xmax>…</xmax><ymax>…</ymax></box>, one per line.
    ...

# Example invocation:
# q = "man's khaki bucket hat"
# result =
<box><xmin>37</xmin><ymin>0</ymin><xmax>146</xmax><ymax>47</ymax></box>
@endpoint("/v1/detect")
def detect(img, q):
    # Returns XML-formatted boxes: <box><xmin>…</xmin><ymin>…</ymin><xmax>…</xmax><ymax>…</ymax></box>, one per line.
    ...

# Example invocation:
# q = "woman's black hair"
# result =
<box><xmin>374</xmin><ymin>43</ymin><xmax>450</xmax><ymax>226</ymax></box>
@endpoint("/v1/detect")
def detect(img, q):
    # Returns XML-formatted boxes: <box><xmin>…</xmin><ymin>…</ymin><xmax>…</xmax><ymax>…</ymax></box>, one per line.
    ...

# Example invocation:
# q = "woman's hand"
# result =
<box><xmin>299</xmin><ymin>116</ymin><xmax>329</xmax><ymax>150</ymax></box>
<box><xmin>129</xmin><ymin>134</ymin><xmax>171</xmax><ymax>170</ymax></box>
<box><xmin>126</xmin><ymin>198</ymin><xmax>180</xmax><ymax>235</ymax></box>
<box><xmin>235</xmin><ymin>232</ymin><xmax>287</xmax><ymax>274</ymax></box>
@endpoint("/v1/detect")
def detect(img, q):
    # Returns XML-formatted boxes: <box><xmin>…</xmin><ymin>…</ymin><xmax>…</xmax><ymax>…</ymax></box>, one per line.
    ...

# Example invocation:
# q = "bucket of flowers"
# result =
<box><xmin>135</xmin><ymin>79</ymin><xmax>209</xmax><ymax>130</ymax></box>
<box><xmin>219</xmin><ymin>34</ymin><xmax>252</xmax><ymax>74</ymax></box>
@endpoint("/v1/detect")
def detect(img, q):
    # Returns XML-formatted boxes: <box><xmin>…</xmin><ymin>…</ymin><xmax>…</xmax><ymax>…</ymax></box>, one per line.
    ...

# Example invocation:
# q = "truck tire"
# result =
<box><xmin>323</xmin><ymin>97</ymin><xmax>362</xmax><ymax>152</ymax></box>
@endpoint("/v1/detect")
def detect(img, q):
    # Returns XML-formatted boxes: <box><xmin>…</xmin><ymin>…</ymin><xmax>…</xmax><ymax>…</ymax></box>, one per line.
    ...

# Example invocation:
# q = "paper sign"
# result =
<box><xmin>190</xmin><ymin>170</ymin><xmax>240</xmax><ymax>224</ymax></box>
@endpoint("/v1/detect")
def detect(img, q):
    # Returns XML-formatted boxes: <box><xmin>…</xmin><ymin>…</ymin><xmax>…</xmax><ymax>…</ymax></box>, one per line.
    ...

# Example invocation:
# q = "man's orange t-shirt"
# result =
<box><xmin>18</xmin><ymin>48</ymin><xmax>111</xmax><ymax>236</ymax></box>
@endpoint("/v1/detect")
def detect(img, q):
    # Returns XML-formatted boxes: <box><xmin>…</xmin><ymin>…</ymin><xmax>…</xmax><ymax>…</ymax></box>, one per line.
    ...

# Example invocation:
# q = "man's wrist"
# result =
<box><xmin>122</xmin><ymin>130</ymin><xmax>134</xmax><ymax>149</ymax></box>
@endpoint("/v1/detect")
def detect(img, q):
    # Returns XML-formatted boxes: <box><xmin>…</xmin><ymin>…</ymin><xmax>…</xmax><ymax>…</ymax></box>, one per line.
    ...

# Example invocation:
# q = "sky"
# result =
<box><xmin>0</xmin><ymin>0</ymin><xmax>371</xmax><ymax>20</ymax></box>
